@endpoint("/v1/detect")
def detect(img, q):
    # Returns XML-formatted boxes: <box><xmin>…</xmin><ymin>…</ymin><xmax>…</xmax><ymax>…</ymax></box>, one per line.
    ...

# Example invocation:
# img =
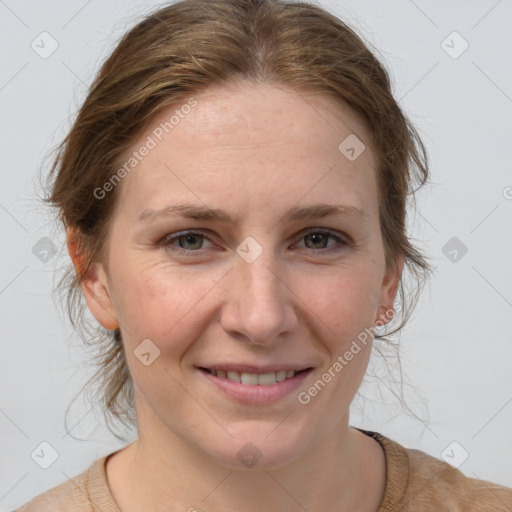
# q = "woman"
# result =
<box><xmin>17</xmin><ymin>0</ymin><xmax>512</xmax><ymax>510</ymax></box>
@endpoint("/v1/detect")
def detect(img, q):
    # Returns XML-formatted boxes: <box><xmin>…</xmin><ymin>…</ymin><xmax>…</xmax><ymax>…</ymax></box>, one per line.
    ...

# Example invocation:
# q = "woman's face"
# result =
<box><xmin>79</xmin><ymin>81</ymin><xmax>402</xmax><ymax>469</ymax></box>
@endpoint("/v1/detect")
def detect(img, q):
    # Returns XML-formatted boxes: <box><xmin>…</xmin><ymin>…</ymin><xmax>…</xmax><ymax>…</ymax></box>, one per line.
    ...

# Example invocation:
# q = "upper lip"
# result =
<box><xmin>197</xmin><ymin>364</ymin><xmax>313</xmax><ymax>374</ymax></box>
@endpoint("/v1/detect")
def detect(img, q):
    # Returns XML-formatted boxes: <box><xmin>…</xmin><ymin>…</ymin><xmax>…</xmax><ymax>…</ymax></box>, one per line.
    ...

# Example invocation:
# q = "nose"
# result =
<box><xmin>219</xmin><ymin>248</ymin><xmax>298</xmax><ymax>346</ymax></box>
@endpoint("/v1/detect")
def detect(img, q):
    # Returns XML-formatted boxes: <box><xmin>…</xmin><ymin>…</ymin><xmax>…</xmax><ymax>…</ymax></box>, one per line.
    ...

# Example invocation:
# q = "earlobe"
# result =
<box><xmin>66</xmin><ymin>226</ymin><xmax>84</xmax><ymax>278</ymax></box>
<box><xmin>374</xmin><ymin>253</ymin><xmax>405</xmax><ymax>326</ymax></box>
<box><xmin>82</xmin><ymin>262</ymin><xmax>120</xmax><ymax>331</ymax></box>
<box><xmin>66</xmin><ymin>227</ymin><xmax>119</xmax><ymax>331</ymax></box>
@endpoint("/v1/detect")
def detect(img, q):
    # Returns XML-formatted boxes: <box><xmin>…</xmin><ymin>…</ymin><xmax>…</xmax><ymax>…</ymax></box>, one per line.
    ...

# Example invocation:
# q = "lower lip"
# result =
<box><xmin>197</xmin><ymin>368</ymin><xmax>313</xmax><ymax>404</ymax></box>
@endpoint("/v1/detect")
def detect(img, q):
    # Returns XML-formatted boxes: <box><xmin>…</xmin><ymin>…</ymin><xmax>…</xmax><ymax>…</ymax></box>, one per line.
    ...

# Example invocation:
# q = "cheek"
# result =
<box><xmin>111</xmin><ymin>257</ymin><xmax>223</xmax><ymax>348</ymax></box>
<box><xmin>301</xmin><ymin>264</ymin><xmax>380</xmax><ymax>340</ymax></box>
<box><xmin>302</xmin><ymin>274</ymin><xmax>377</xmax><ymax>402</ymax></box>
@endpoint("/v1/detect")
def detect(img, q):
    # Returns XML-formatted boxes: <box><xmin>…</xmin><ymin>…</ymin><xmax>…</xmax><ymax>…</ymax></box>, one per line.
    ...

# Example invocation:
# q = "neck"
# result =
<box><xmin>107</xmin><ymin>403</ymin><xmax>385</xmax><ymax>512</ymax></box>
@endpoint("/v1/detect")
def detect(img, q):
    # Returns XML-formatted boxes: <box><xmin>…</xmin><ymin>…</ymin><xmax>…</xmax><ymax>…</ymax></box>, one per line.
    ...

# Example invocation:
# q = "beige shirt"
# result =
<box><xmin>15</xmin><ymin>429</ymin><xmax>512</xmax><ymax>511</ymax></box>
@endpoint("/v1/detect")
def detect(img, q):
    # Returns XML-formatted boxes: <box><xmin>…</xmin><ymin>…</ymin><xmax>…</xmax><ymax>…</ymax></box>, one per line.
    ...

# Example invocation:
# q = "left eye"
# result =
<box><xmin>297</xmin><ymin>230</ymin><xmax>345</xmax><ymax>250</ymax></box>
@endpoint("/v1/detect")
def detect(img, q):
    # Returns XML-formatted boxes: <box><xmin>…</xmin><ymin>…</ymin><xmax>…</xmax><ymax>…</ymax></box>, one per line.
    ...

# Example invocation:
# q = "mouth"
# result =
<box><xmin>198</xmin><ymin>367</ymin><xmax>311</xmax><ymax>386</ymax></box>
<box><xmin>196</xmin><ymin>365</ymin><xmax>314</xmax><ymax>404</ymax></box>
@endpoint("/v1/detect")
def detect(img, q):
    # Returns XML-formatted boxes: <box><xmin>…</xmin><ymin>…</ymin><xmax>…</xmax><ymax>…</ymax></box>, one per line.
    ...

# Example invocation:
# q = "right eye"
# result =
<box><xmin>160</xmin><ymin>230</ymin><xmax>216</xmax><ymax>255</ymax></box>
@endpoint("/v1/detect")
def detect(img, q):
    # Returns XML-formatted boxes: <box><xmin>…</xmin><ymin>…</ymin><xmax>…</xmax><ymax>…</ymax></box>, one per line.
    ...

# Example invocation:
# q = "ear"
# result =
<box><xmin>374</xmin><ymin>253</ymin><xmax>405</xmax><ymax>326</ymax></box>
<box><xmin>66</xmin><ymin>226</ymin><xmax>119</xmax><ymax>330</ymax></box>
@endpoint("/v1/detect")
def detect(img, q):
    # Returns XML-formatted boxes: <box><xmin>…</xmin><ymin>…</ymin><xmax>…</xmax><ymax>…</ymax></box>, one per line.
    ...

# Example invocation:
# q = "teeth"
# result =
<box><xmin>276</xmin><ymin>370</ymin><xmax>287</xmax><ymax>382</ymax></box>
<box><xmin>208</xmin><ymin>369</ymin><xmax>298</xmax><ymax>385</ymax></box>
<box><xmin>227</xmin><ymin>370</ymin><xmax>240</xmax><ymax>383</ymax></box>
<box><xmin>241</xmin><ymin>372</ymin><xmax>259</xmax><ymax>385</ymax></box>
<box><xmin>257</xmin><ymin>373</ymin><xmax>276</xmax><ymax>386</ymax></box>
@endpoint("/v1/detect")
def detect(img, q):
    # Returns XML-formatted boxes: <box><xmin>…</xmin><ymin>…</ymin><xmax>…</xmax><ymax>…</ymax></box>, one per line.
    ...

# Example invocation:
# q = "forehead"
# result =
<box><xmin>174</xmin><ymin>81</ymin><xmax>372</xmax><ymax>151</ymax></box>
<box><xmin>113</xmin><ymin>81</ymin><xmax>379</xmax><ymax>221</ymax></box>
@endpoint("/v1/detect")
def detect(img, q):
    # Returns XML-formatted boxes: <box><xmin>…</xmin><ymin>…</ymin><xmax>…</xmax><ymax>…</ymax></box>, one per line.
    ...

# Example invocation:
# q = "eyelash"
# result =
<box><xmin>159</xmin><ymin>228</ymin><xmax>350</xmax><ymax>256</ymax></box>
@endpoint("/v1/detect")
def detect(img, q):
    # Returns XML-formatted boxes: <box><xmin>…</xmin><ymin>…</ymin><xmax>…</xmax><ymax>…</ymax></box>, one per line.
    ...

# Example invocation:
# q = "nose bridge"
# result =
<box><xmin>221</xmin><ymin>243</ymin><xmax>297</xmax><ymax>344</ymax></box>
<box><xmin>243</xmin><ymin>251</ymin><xmax>282</xmax><ymax>304</ymax></box>
<box><xmin>237</xmin><ymin>232</ymin><xmax>283</xmax><ymax>297</ymax></box>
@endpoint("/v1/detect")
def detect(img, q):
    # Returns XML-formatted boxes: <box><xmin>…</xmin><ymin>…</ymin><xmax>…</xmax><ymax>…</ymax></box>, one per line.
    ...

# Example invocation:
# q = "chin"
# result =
<box><xmin>202</xmin><ymin>423</ymin><xmax>311</xmax><ymax>471</ymax></box>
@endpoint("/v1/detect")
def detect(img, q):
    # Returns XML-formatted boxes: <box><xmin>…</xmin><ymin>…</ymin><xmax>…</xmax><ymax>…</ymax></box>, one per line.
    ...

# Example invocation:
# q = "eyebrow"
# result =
<box><xmin>137</xmin><ymin>202</ymin><xmax>367</xmax><ymax>224</ymax></box>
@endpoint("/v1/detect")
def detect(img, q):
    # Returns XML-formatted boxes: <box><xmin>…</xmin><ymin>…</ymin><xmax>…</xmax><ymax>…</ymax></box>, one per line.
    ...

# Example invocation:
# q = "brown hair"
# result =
<box><xmin>45</xmin><ymin>0</ymin><xmax>433</xmax><ymax>439</ymax></box>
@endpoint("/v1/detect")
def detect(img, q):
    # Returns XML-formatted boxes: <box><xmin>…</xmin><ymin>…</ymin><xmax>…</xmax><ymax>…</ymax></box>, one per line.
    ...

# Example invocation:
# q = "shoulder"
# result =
<box><xmin>360</xmin><ymin>429</ymin><xmax>512</xmax><ymax>512</ymax></box>
<box><xmin>406</xmin><ymin>446</ymin><xmax>512</xmax><ymax>511</ymax></box>
<box><xmin>14</xmin><ymin>456</ymin><xmax>108</xmax><ymax>512</ymax></box>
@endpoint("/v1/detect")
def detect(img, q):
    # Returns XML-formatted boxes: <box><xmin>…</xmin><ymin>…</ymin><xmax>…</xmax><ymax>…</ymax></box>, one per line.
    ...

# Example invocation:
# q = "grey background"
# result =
<box><xmin>1</xmin><ymin>0</ymin><xmax>511</xmax><ymax>509</ymax></box>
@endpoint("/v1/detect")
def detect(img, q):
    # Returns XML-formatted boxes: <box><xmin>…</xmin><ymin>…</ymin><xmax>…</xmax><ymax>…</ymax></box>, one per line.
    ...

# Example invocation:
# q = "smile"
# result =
<box><xmin>197</xmin><ymin>366</ymin><xmax>313</xmax><ymax>404</ymax></box>
<box><xmin>205</xmin><ymin>369</ymin><xmax>298</xmax><ymax>385</ymax></box>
